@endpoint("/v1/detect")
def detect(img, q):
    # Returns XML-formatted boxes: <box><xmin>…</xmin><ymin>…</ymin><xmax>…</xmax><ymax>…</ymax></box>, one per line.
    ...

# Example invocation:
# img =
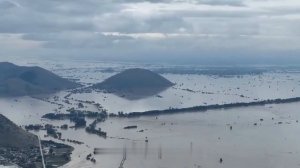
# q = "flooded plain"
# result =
<box><xmin>1</xmin><ymin>59</ymin><xmax>300</xmax><ymax>168</ymax></box>
<box><xmin>65</xmin><ymin>103</ymin><xmax>300</xmax><ymax>168</ymax></box>
<box><xmin>2</xmin><ymin>97</ymin><xmax>300</xmax><ymax>168</ymax></box>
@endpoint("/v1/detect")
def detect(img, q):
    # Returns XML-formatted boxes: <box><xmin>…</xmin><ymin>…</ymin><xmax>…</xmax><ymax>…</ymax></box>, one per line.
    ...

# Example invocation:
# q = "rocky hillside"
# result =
<box><xmin>0</xmin><ymin>114</ymin><xmax>38</xmax><ymax>148</ymax></box>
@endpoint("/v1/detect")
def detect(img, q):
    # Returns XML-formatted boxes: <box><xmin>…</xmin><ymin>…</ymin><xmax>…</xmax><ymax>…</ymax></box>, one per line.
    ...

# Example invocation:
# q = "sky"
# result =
<box><xmin>0</xmin><ymin>0</ymin><xmax>300</xmax><ymax>65</ymax></box>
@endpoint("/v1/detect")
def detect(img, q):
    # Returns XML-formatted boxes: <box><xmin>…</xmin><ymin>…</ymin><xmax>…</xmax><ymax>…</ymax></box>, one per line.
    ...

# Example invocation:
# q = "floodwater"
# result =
<box><xmin>3</xmin><ymin>58</ymin><xmax>300</xmax><ymax>113</ymax></box>
<box><xmin>2</xmin><ymin>97</ymin><xmax>300</xmax><ymax>168</ymax></box>
<box><xmin>1</xmin><ymin>59</ymin><xmax>300</xmax><ymax>168</ymax></box>
<box><xmin>69</xmin><ymin>72</ymin><xmax>300</xmax><ymax>113</ymax></box>
<box><xmin>64</xmin><ymin>103</ymin><xmax>300</xmax><ymax>168</ymax></box>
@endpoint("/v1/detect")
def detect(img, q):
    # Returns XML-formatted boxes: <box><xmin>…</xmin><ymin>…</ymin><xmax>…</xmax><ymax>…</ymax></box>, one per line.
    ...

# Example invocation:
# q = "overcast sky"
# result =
<box><xmin>0</xmin><ymin>0</ymin><xmax>300</xmax><ymax>64</ymax></box>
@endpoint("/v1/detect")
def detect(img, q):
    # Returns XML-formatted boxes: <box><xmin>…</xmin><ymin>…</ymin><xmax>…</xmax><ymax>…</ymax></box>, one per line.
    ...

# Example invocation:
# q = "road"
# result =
<box><xmin>38</xmin><ymin>136</ymin><xmax>46</xmax><ymax>168</ymax></box>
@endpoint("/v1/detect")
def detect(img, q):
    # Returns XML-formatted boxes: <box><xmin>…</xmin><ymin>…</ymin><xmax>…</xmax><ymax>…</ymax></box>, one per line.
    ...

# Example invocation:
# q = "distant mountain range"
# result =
<box><xmin>0</xmin><ymin>62</ymin><xmax>80</xmax><ymax>97</ymax></box>
<box><xmin>0</xmin><ymin>114</ymin><xmax>38</xmax><ymax>148</ymax></box>
<box><xmin>93</xmin><ymin>68</ymin><xmax>174</xmax><ymax>99</ymax></box>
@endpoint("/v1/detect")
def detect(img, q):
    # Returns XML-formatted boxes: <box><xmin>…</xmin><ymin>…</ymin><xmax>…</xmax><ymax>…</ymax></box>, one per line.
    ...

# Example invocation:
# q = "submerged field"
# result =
<box><xmin>1</xmin><ymin>60</ymin><xmax>300</xmax><ymax>168</ymax></box>
<box><xmin>2</xmin><ymin>99</ymin><xmax>300</xmax><ymax>168</ymax></box>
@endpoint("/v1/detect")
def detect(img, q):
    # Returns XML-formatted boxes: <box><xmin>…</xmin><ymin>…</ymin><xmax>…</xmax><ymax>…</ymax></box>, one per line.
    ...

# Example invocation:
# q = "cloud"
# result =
<box><xmin>0</xmin><ymin>33</ymin><xmax>42</xmax><ymax>49</ymax></box>
<box><xmin>195</xmin><ymin>0</ymin><xmax>245</xmax><ymax>6</ymax></box>
<box><xmin>0</xmin><ymin>0</ymin><xmax>299</xmax><ymax>64</ymax></box>
<box><xmin>0</xmin><ymin>0</ymin><xmax>19</xmax><ymax>9</ymax></box>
